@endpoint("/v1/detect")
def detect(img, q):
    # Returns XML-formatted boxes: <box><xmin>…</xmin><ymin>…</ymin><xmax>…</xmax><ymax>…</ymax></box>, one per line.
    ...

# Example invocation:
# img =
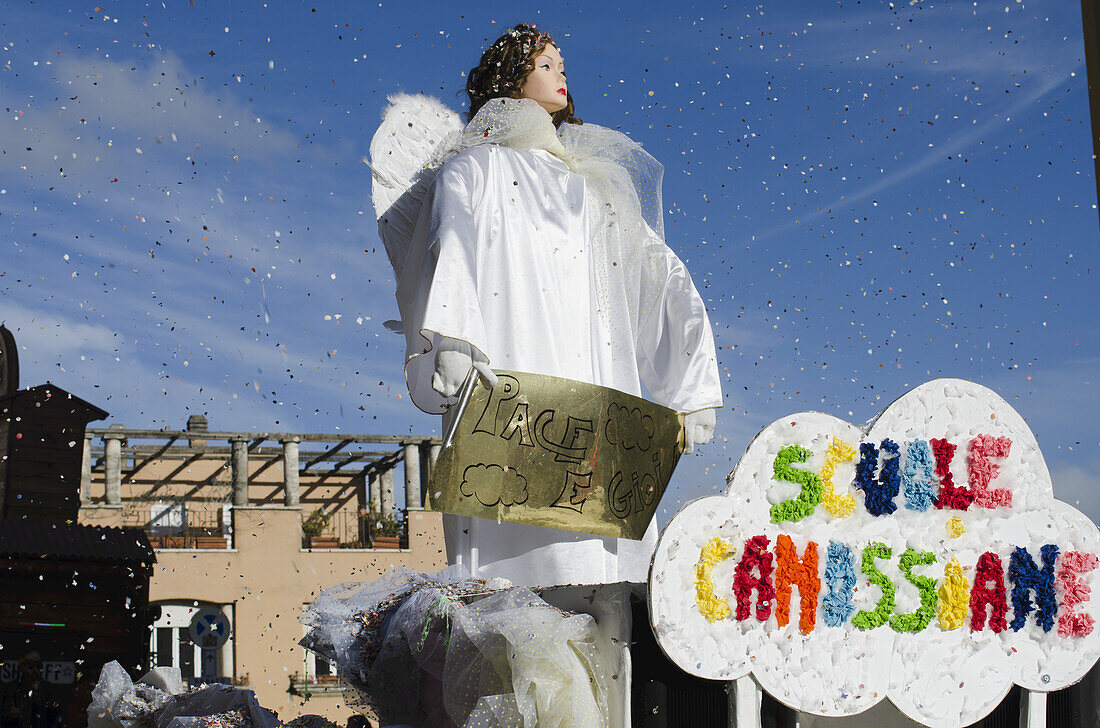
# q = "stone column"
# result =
<box><xmin>403</xmin><ymin>444</ymin><xmax>421</xmax><ymax>510</ymax></box>
<box><xmin>231</xmin><ymin>438</ymin><xmax>249</xmax><ymax>507</ymax></box>
<box><xmin>103</xmin><ymin>433</ymin><xmax>123</xmax><ymax>506</ymax></box>
<box><xmin>419</xmin><ymin>443</ymin><xmax>433</xmax><ymax>493</ymax></box>
<box><xmin>380</xmin><ymin>468</ymin><xmax>395</xmax><ymax>517</ymax></box>
<box><xmin>354</xmin><ymin>473</ymin><xmax>369</xmax><ymax>545</ymax></box>
<box><xmin>79</xmin><ymin>435</ymin><xmax>93</xmax><ymax>504</ymax></box>
<box><xmin>369</xmin><ymin>472</ymin><xmax>381</xmax><ymax>513</ymax></box>
<box><xmin>430</xmin><ymin>444</ymin><xmax>441</xmax><ymax>465</ymax></box>
<box><xmin>282</xmin><ymin>439</ymin><xmax>300</xmax><ymax>508</ymax></box>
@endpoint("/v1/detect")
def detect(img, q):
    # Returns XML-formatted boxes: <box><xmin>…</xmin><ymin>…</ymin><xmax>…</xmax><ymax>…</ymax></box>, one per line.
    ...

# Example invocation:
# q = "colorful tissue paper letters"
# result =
<box><xmin>649</xmin><ymin>379</ymin><xmax>1100</xmax><ymax>728</ymax></box>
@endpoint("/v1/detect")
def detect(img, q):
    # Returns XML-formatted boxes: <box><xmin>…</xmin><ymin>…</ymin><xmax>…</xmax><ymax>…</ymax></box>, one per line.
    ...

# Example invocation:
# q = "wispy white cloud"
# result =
<box><xmin>766</xmin><ymin>1</ymin><xmax>1079</xmax><ymax>78</ymax></box>
<box><xmin>750</xmin><ymin>63</ymin><xmax>1072</xmax><ymax>241</ymax></box>
<box><xmin>3</xmin><ymin>292</ymin><xmax>419</xmax><ymax>431</ymax></box>
<box><xmin>48</xmin><ymin>51</ymin><xmax>299</xmax><ymax>157</ymax></box>
<box><xmin>1</xmin><ymin>50</ymin><xmax>297</xmax><ymax>199</ymax></box>
<box><xmin>1049</xmin><ymin>461</ymin><xmax>1100</xmax><ymax>525</ymax></box>
<box><xmin>2</xmin><ymin>299</ymin><xmax>120</xmax><ymax>361</ymax></box>
<box><xmin>2</xmin><ymin>45</ymin><xmax>399</xmax><ymax>341</ymax></box>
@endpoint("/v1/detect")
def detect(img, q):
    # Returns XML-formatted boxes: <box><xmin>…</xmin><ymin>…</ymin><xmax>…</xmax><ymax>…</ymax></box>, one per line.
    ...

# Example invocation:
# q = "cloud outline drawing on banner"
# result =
<box><xmin>459</xmin><ymin>463</ymin><xmax>529</xmax><ymax>507</ymax></box>
<box><xmin>604</xmin><ymin>402</ymin><xmax>655</xmax><ymax>452</ymax></box>
<box><xmin>648</xmin><ymin>379</ymin><xmax>1100</xmax><ymax>728</ymax></box>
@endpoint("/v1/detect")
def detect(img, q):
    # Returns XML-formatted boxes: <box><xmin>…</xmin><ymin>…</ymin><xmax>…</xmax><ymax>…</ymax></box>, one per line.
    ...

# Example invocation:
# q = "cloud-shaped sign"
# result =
<box><xmin>459</xmin><ymin>463</ymin><xmax>528</xmax><ymax>507</ymax></box>
<box><xmin>649</xmin><ymin>379</ymin><xmax>1100</xmax><ymax>728</ymax></box>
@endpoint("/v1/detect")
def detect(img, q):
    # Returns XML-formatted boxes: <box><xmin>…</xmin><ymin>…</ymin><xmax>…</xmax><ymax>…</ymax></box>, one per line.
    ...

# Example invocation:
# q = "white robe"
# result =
<box><xmin>401</xmin><ymin>142</ymin><xmax>723</xmax><ymax>587</ymax></box>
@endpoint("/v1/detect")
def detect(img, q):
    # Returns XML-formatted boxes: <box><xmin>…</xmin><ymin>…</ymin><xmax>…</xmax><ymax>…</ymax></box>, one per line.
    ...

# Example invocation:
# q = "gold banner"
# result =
<box><xmin>427</xmin><ymin>370</ymin><xmax>684</xmax><ymax>540</ymax></box>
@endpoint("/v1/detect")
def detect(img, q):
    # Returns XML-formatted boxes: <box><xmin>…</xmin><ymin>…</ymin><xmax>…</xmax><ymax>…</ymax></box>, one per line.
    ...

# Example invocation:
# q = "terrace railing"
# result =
<box><xmin>80</xmin><ymin>421</ymin><xmax>441</xmax><ymax>549</ymax></box>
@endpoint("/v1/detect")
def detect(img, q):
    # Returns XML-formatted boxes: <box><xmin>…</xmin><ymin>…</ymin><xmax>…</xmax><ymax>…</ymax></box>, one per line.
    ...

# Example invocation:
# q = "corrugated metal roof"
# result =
<box><xmin>0</xmin><ymin>520</ymin><xmax>156</xmax><ymax>564</ymax></box>
<box><xmin>0</xmin><ymin>383</ymin><xmax>109</xmax><ymax>421</ymax></box>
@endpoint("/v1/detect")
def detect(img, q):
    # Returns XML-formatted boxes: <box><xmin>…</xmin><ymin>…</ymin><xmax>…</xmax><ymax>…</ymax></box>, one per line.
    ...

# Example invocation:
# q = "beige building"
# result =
<box><xmin>77</xmin><ymin>415</ymin><xmax>446</xmax><ymax>723</ymax></box>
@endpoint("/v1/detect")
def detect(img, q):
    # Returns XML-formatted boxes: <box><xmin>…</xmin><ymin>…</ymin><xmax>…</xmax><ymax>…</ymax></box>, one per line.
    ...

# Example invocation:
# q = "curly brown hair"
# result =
<box><xmin>465</xmin><ymin>23</ymin><xmax>580</xmax><ymax>127</ymax></box>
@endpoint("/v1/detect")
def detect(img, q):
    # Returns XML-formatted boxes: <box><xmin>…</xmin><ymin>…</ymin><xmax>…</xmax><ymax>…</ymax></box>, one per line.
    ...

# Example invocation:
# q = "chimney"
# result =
<box><xmin>187</xmin><ymin>415</ymin><xmax>208</xmax><ymax>448</ymax></box>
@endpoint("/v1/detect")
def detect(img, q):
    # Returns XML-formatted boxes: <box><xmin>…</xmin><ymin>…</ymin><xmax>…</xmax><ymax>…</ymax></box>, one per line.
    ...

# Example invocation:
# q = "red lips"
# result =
<box><xmin>557</xmin><ymin>88</ymin><xmax>567</xmax><ymax>95</ymax></box>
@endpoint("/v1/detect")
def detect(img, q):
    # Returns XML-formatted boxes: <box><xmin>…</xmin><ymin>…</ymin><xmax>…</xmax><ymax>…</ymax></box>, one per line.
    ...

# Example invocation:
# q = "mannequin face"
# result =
<box><xmin>520</xmin><ymin>44</ymin><xmax>568</xmax><ymax>114</ymax></box>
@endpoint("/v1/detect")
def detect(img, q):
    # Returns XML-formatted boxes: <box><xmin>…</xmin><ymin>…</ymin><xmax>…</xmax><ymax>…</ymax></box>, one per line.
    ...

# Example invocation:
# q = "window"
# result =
<box><xmin>150</xmin><ymin>602</ymin><xmax>234</xmax><ymax>687</ymax></box>
<box><xmin>301</xmin><ymin>611</ymin><xmax>339</xmax><ymax>685</ymax></box>
<box><xmin>149</xmin><ymin>502</ymin><xmax>187</xmax><ymax>536</ymax></box>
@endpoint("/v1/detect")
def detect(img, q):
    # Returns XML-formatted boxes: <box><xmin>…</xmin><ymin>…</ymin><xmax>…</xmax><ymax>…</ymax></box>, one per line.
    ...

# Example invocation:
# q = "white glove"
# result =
<box><xmin>431</xmin><ymin>338</ymin><xmax>497</xmax><ymax>398</ymax></box>
<box><xmin>683</xmin><ymin>409</ymin><xmax>716</xmax><ymax>454</ymax></box>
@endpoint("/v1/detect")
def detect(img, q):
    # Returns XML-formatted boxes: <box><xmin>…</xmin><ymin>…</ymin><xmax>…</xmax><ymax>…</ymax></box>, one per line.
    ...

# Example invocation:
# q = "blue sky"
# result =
<box><xmin>2</xmin><ymin>0</ymin><xmax>1097</xmax><ymax>524</ymax></box>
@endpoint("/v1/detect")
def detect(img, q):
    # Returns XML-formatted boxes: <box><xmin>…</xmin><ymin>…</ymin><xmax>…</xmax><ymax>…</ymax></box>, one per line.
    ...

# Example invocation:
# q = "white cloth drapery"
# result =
<box><xmin>396</xmin><ymin>100</ymin><xmax>723</xmax><ymax>586</ymax></box>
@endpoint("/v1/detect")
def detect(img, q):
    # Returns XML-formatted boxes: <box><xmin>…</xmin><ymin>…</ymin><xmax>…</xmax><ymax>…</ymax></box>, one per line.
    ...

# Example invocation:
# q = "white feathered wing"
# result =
<box><xmin>370</xmin><ymin>93</ymin><xmax>463</xmax><ymax>297</ymax></box>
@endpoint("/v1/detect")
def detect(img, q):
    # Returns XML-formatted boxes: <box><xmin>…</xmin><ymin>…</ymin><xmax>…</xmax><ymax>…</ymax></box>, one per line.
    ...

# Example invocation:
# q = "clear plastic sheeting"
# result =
<box><xmin>281</xmin><ymin>718</ymin><xmax>340</xmax><ymax>728</ymax></box>
<box><xmin>88</xmin><ymin>660</ymin><xmax>176</xmax><ymax>728</ymax></box>
<box><xmin>301</xmin><ymin>566</ymin><xmax>609</xmax><ymax>728</ymax></box>
<box><xmin>155</xmin><ymin>685</ymin><xmax>280</xmax><ymax>728</ymax></box>
<box><xmin>86</xmin><ymin>661</ymin><xmax>280</xmax><ymax>728</ymax></box>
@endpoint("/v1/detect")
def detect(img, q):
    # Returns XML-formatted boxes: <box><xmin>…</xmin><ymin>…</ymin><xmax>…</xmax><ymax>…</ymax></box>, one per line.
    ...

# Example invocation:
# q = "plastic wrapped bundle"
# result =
<box><xmin>446</xmin><ymin>588</ymin><xmax>608</xmax><ymax>728</ymax></box>
<box><xmin>86</xmin><ymin>661</ymin><xmax>279</xmax><ymax>728</ymax></box>
<box><xmin>159</xmin><ymin>709</ymin><xmax>250</xmax><ymax>728</ymax></box>
<box><xmin>88</xmin><ymin>661</ymin><xmax>177</xmax><ymax>728</ymax></box>
<box><xmin>301</xmin><ymin>566</ymin><xmax>608</xmax><ymax>728</ymax></box>
<box><xmin>154</xmin><ymin>684</ymin><xmax>280</xmax><ymax>728</ymax></box>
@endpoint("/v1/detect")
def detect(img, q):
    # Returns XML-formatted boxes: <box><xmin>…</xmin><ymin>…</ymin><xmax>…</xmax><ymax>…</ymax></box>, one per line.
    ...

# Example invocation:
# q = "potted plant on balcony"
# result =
<box><xmin>365</xmin><ymin>507</ymin><xmax>402</xmax><ymax>550</ymax></box>
<box><xmin>302</xmin><ymin>508</ymin><xmax>338</xmax><ymax>549</ymax></box>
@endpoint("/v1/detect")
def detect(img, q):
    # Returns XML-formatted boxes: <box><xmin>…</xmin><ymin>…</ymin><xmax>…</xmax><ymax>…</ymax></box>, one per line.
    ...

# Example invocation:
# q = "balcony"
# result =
<box><xmin>77</xmin><ymin>415</ymin><xmax>441</xmax><ymax>554</ymax></box>
<box><xmin>300</xmin><ymin>506</ymin><xmax>409</xmax><ymax>550</ymax></box>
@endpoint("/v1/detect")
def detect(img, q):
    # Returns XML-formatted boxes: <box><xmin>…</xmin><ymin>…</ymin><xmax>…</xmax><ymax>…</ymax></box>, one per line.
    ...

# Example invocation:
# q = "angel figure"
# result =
<box><xmin>370</xmin><ymin>24</ymin><xmax>723</xmax><ymax>587</ymax></box>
